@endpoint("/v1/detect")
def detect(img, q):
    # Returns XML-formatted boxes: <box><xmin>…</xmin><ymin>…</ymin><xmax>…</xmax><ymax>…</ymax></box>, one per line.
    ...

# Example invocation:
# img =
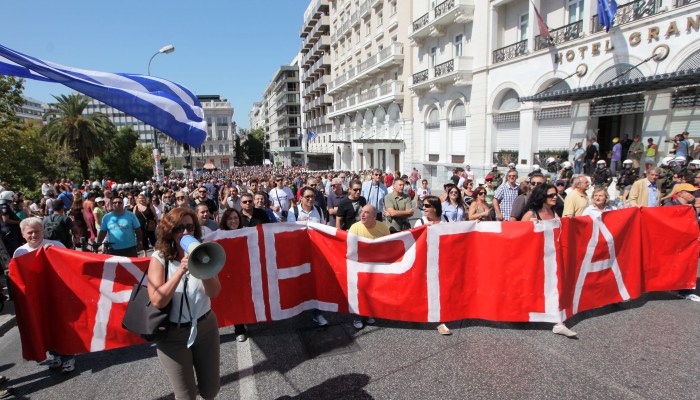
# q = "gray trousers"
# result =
<box><xmin>156</xmin><ymin>312</ymin><xmax>220</xmax><ymax>400</ymax></box>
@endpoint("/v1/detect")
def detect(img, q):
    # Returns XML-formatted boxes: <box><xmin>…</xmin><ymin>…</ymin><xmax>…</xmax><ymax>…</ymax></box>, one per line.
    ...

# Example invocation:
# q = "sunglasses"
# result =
<box><xmin>241</xmin><ymin>200</ymin><xmax>252</xmax><ymax>204</ymax></box>
<box><xmin>303</xmin><ymin>195</ymin><xmax>315</xmax><ymax>199</ymax></box>
<box><xmin>477</xmin><ymin>192</ymin><xmax>486</xmax><ymax>196</ymax></box>
<box><xmin>172</xmin><ymin>223</ymin><xmax>195</xmax><ymax>233</ymax></box>
<box><xmin>507</xmin><ymin>175</ymin><xmax>517</xmax><ymax>178</ymax></box>
<box><xmin>176</xmin><ymin>196</ymin><xmax>186</xmax><ymax>200</ymax></box>
<box><xmin>546</xmin><ymin>193</ymin><xmax>557</xmax><ymax>199</ymax></box>
<box><xmin>449</xmin><ymin>191</ymin><xmax>459</xmax><ymax>195</ymax></box>
<box><xmin>422</xmin><ymin>203</ymin><xmax>432</xmax><ymax>208</ymax></box>
<box><xmin>112</xmin><ymin>201</ymin><xmax>123</xmax><ymax>204</ymax></box>
<box><xmin>556</xmin><ymin>183</ymin><xmax>565</xmax><ymax>187</ymax></box>
<box><xmin>199</xmin><ymin>190</ymin><xmax>207</xmax><ymax>193</ymax></box>
<box><xmin>276</xmin><ymin>179</ymin><xmax>283</xmax><ymax>181</ymax></box>
<box><xmin>350</xmin><ymin>188</ymin><xmax>361</xmax><ymax>192</ymax></box>
<box><xmin>530</xmin><ymin>181</ymin><xmax>542</xmax><ymax>186</ymax></box>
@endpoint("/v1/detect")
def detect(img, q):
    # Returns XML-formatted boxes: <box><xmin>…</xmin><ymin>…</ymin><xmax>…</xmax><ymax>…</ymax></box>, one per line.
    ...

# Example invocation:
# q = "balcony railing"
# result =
<box><xmin>591</xmin><ymin>0</ymin><xmax>661</xmax><ymax>33</ymax></box>
<box><xmin>534</xmin><ymin>20</ymin><xmax>582</xmax><ymax>51</ymax></box>
<box><xmin>434</xmin><ymin>0</ymin><xmax>455</xmax><ymax>18</ymax></box>
<box><xmin>675</xmin><ymin>0</ymin><xmax>700</xmax><ymax>6</ymax></box>
<box><xmin>434</xmin><ymin>59</ymin><xmax>454</xmax><ymax>78</ymax></box>
<box><xmin>330</xmin><ymin>81</ymin><xmax>403</xmax><ymax>114</ymax></box>
<box><xmin>413</xmin><ymin>69</ymin><xmax>429</xmax><ymax>84</ymax></box>
<box><xmin>412</xmin><ymin>13</ymin><xmax>429</xmax><ymax>31</ymax></box>
<box><xmin>492</xmin><ymin>151</ymin><xmax>519</xmax><ymax>166</ymax></box>
<box><xmin>328</xmin><ymin>43</ymin><xmax>403</xmax><ymax>93</ymax></box>
<box><xmin>492</xmin><ymin>39</ymin><xmax>528</xmax><ymax>64</ymax></box>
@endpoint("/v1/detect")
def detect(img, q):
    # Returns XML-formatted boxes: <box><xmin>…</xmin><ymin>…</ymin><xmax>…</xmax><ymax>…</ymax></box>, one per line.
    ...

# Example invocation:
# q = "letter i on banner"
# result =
<box><xmin>529</xmin><ymin>219</ymin><xmax>568</xmax><ymax>323</ymax></box>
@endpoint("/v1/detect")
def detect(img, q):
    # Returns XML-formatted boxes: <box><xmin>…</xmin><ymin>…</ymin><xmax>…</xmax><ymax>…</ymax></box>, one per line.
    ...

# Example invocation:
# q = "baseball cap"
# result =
<box><xmin>671</xmin><ymin>183</ymin><xmax>699</xmax><ymax>195</ymax></box>
<box><xmin>485</xmin><ymin>174</ymin><xmax>493</xmax><ymax>180</ymax></box>
<box><xmin>612</xmin><ymin>137</ymin><xmax>619</xmax><ymax>143</ymax></box>
<box><xmin>555</xmin><ymin>179</ymin><xmax>566</xmax><ymax>186</ymax></box>
<box><xmin>95</xmin><ymin>197</ymin><xmax>104</xmax><ymax>203</ymax></box>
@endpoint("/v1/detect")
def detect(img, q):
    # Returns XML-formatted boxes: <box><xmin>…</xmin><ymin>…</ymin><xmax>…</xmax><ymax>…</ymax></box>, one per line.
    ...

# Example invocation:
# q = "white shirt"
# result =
<box><xmin>13</xmin><ymin>239</ymin><xmax>65</xmax><ymax>258</ymax></box>
<box><xmin>287</xmin><ymin>205</ymin><xmax>323</xmax><ymax>223</ymax></box>
<box><xmin>269</xmin><ymin>187</ymin><xmax>295</xmax><ymax>220</ymax></box>
<box><xmin>153</xmin><ymin>251</ymin><xmax>211</xmax><ymax>323</ymax></box>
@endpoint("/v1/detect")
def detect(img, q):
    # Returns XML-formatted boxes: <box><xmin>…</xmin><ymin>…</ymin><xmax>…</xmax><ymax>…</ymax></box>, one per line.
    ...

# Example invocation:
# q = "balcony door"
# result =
<box><xmin>567</xmin><ymin>0</ymin><xmax>584</xmax><ymax>24</ymax></box>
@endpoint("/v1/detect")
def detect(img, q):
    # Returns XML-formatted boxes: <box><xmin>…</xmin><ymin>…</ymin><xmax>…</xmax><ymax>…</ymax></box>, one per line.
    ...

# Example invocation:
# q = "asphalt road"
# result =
<box><xmin>0</xmin><ymin>278</ymin><xmax>699</xmax><ymax>400</ymax></box>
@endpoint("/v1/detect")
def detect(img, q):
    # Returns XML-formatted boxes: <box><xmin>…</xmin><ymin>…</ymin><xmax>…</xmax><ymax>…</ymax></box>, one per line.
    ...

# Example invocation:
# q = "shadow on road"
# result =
<box><xmin>275</xmin><ymin>373</ymin><xmax>372</xmax><ymax>400</ymax></box>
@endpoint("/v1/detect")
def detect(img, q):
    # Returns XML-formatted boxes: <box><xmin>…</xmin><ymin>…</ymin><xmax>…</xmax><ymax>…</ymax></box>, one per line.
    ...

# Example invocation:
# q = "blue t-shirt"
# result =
<box><xmin>57</xmin><ymin>191</ymin><xmax>73</xmax><ymax>211</ymax></box>
<box><xmin>100</xmin><ymin>211</ymin><xmax>141</xmax><ymax>249</ymax></box>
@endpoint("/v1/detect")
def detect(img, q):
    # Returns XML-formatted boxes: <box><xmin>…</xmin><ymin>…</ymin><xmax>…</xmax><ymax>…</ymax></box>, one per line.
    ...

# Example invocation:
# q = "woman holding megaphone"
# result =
<box><xmin>147</xmin><ymin>207</ymin><xmax>222</xmax><ymax>400</ymax></box>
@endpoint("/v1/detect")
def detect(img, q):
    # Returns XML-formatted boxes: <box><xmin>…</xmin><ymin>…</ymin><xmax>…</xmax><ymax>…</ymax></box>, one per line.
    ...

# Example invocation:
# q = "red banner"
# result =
<box><xmin>10</xmin><ymin>206</ymin><xmax>699</xmax><ymax>361</ymax></box>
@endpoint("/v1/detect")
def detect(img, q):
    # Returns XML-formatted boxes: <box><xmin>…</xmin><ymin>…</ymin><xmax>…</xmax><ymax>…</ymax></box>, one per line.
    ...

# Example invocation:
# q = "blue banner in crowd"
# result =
<box><xmin>0</xmin><ymin>43</ymin><xmax>207</xmax><ymax>148</ymax></box>
<box><xmin>597</xmin><ymin>0</ymin><xmax>618</xmax><ymax>32</ymax></box>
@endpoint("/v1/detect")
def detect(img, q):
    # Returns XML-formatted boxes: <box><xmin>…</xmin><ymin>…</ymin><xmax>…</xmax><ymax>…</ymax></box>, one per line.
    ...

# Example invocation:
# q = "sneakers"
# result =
<box><xmin>47</xmin><ymin>355</ymin><xmax>62</xmax><ymax>369</ymax></box>
<box><xmin>552</xmin><ymin>323</ymin><xmax>577</xmax><ymax>337</ymax></box>
<box><xmin>365</xmin><ymin>317</ymin><xmax>376</xmax><ymax>325</ymax></box>
<box><xmin>0</xmin><ymin>388</ymin><xmax>11</xmax><ymax>399</ymax></box>
<box><xmin>437</xmin><ymin>323</ymin><xmax>452</xmax><ymax>335</ymax></box>
<box><xmin>0</xmin><ymin>376</ymin><xmax>7</xmax><ymax>385</ymax></box>
<box><xmin>679</xmin><ymin>293</ymin><xmax>700</xmax><ymax>302</ymax></box>
<box><xmin>236</xmin><ymin>334</ymin><xmax>247</xmax><ymax>342</ymax></box>
<box><xmin>61</xmin><ymin>358</ymin><xmax>75</xmax><ymax>373</ymax></box>
<box><xmin>353</xmin><ymin>319</ymin><xmax>364</xmax><ymax>330</ymax></box>
<box><xmin>313</xmin><ymin>314</ymin><xmax>328</xmax><ymax>327</ymax></box>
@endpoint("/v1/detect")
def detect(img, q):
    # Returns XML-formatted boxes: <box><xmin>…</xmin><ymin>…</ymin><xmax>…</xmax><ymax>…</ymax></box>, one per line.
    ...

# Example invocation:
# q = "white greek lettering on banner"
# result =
<box><xmin>529</xmin><ymin>219</ymin><xmax>568</xmax><ymax>323</ymax></box>
<box><xmin>90</xmin><ymin>257</ymin><xmax>143</xmax><ymax>352</ymax></box>
<box><xmin>346</xmin><ymin>228</ymin><xmax>417</xmax><ymax>316</ymax></box>
<box><xmin>573</xmin><ymin>216</ymin><xmax>630</xmax><ymax>314</ymax></box>
<box><xmin>264</xmin><ymin>223</ymin><xmax>339</xmax><ymax>320</ymax></box>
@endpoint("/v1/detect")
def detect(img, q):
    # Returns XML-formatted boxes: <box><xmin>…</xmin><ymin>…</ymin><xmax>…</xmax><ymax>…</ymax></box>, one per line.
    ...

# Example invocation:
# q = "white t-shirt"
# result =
<box><xmin>269</xmin><ymin>187</ymin><xmax>295</xmax><ymax>220</ymax></box>
<box><xmin>13</xmin><ymin>239</ymin><xmax>65</xmax><ymax>258</ymax></box>
<box><xmin>152</xmin><ymin>251</ymin><xmax>211</xmax><ymax>323</ymax></box>
<box><xmin>417</xmin><ymin>187</ymin><xmax>431</xmax><ymax>201</ymax></box>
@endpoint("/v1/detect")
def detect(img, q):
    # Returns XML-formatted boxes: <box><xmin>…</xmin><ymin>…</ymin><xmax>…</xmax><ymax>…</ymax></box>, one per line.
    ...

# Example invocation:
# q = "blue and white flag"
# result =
<box><xmin>597</xmin><ymin>0</ymin><xmax>618</xmax><ymax>32</ymax></box>
<box><xmin>0</xmin><ymin>43</ymin><xmax>206</xmax><ymax>147</ymax></box>
<box><xmin>307</xmin><ymin>130</ymin><xmax>318</xmax><ymax>144</ymax></box>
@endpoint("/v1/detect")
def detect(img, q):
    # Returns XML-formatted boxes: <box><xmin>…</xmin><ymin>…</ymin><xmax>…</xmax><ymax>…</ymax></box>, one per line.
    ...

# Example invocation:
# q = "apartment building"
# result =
<box><xmin>410</xmin><ymin>0</ymin><xmax>700</xmax><ymax>185</ymax></box>
<box><xmin>300</xmin><ymin>0</ymin><xmax>334</xmax><ymax>169</ymax></box>
<box><xmin>162</xmin><ymin>95</ymin><xmax>235</xmax><ymax>170</ymax></box>
<box><xmin>18</xmin><ymin>96</ymin><xmax>47</xmax><ymax>124</ymax></box>
<box><xmin>265</xmin><ymin>63</ymin><xmax>303</xmax><ymax>166</ymax></box>
<box><xmin>249</xmin><ymin>101</ymin><xmax>265</xmax><ymax>131</ymax></box>
<box><xmin>327</xmin><ymin>0</ymin><xmax>413</xmax><ymax>172</ymax></box>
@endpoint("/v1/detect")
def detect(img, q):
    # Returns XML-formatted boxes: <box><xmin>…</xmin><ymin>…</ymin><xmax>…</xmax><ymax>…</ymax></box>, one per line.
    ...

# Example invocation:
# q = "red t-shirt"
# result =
<box><xmin>384</xmin><ymin>173</ymin><xmax>394</xmax><ymax>187</ymax></box>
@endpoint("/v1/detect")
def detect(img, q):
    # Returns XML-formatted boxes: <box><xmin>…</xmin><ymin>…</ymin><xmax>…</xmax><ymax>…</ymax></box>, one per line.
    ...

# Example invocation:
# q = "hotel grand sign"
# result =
<box><xmin>554</xmin><ymin>14</ymin><xmax>700</xmax><ymax>64</ymax></box>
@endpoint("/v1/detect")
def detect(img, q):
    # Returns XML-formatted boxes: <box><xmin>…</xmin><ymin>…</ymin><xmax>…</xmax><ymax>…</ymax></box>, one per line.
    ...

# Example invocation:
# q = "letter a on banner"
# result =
<box><xmin>573</xmin><ymin>217</ymin><xmax>630</xmax><ymax>313</ymax></box>
<box><xmin>529</xmin><ymin>219</ymin><xmax>568</xmax><ymax>323</ymax></box>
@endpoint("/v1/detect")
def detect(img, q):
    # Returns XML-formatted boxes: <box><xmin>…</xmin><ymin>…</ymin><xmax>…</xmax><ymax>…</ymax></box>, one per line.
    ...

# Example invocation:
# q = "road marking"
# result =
<box><xmin>237</xmin><ymin>338</ymin><xmax>258</xmax><ymax>400</ymax></box>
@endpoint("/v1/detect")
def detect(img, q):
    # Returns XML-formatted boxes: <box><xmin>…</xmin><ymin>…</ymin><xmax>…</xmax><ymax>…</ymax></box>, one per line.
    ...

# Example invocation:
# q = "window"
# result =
<box><xmin>219</xmin><ymin>144</ymin><xmax>224</xmax><ymax>153</ymax></box>
<box><xmin>377</xmin><ymin>12</ymin><xmax>383</xmax><ymax>27</ymax></box>
<box><xmin>390</xmin><ymin>1</ymin><xmax>397</xmax><ymax>16</ymax></box>
<box><xmin>519</xmin><ymin>14</ymin><xmax>529</xmax><ymax>41</ymax></box>
<box><xmin>455</xmin><ymin>34</ymin><xmax>463</xmax><ymax>57</ymax></box>
<box><xmin>366</xmin><ymin>20</ymin><xmax>371</xmax><ymax>36</ymax></box>
<box><xmin>430</xmin><ymin>47</ymin><xmax>437</xmax><ymax>67</ymax></box>
<box><xmin>567</xmin><ymin>0</ymin><xmax>585</xmax><ymax>24</ymax></box>
<box><xmin>209</xmin><ymin>145</ymin><xmax>213</xmax><ymax>153</ymax></box>
<box><xmin>225</xmin><ymin>144</ymin><xmax>229</xmax><ymax>152</ymax></box>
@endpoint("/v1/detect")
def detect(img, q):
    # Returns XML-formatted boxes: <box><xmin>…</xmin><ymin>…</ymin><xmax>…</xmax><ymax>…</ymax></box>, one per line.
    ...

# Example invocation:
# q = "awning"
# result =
<box><xmin>519</xmin><ymin>67</ymin><xmax>700</xmax><ymax>102</ymax></box>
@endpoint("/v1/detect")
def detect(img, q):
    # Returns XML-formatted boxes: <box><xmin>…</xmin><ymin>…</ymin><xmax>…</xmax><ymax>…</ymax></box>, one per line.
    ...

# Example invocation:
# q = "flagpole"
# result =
<box><xmin>147</xmin><ymin>45</ymin><xmax>175</xmax><ymax>182</ymax></box>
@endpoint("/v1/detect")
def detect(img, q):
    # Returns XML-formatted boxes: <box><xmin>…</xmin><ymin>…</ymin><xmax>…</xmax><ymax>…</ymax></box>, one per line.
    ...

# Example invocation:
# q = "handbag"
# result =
<box><xmin>122</xmin><ymin>259</ymin><xmax>171</xmax><ymax>341</ymax></box>
<box><xmin>146</xmin><ymin>219</ymin><xmax>157</xmax><ymax>231</ymax></box>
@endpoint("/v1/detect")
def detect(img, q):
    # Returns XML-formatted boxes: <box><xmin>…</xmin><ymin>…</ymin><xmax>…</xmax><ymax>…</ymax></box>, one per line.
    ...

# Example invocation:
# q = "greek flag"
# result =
<box><xmin>597</xmin><ymin>0</ymin><xmax>618</xmax><ymax>33</ymax></box>
<box><xmin>0</xmin><ymin>43</ymin><xmax>206</xmax><ymax>147</ymax></box>
<box><xmin>307</xmin><ymin>130</ymin><xmax>318</xmax><ymax>144</ymax></box>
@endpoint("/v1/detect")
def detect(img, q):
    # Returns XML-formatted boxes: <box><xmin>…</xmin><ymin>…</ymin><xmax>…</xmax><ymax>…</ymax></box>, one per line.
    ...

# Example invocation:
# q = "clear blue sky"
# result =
<box><xmin>4</xmin><ymin>0</ymin><xmax>310</xmax><ymax>129</ymax></box>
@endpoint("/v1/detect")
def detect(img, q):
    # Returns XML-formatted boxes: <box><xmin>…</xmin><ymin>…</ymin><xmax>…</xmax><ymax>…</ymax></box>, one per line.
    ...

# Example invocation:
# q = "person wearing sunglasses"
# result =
<box><xmin>361</xmin><ymin>169</ymin><xmax>388</xmax><ymax>222</ymax></box>
<box><xmin>148</xmin><ymin>207</ymin><xmax>222</xmax><ymax>400</ymax></box>
<box><xmin>413</xmin><ymin>196</ymin><xmax>453</xmax><ymax>335</ymax></box>
<box><xmin>193</xmin><ymin>186</ymin><xmax>218</xmax><ymax>222</ymax></box>
<box><xmin>174</xmin><ymin>191</ymin><xmax>192</xmax><ymax>211</ymax></box>
<box><xmin>238</xmin><ymin>193</ymin><xmax>270</xmax><ymax>227</ymax></box>
<box><xmin>96</xmin><ymin>195</ymin><xmax>143</xmax><ymax>257</ymax></box>
<box><xmin>442</xmin><ymin>186</ymin><xmax>467</xmax><ymax>222</ymax></box>
<box><xmin>288</xmin><ymin>187</ymin><xmax>324</xmax><ymax>223</ymax></box>
<box><xmin>468</xmin><ymin>187</ymin><xmax>492</xmax><ymax>221</ymax></box>
<box><xmin>521</xmin><ymin>184</ymin><xmax>577</xmax><ymax>338</ymax></box>
<box><xmin>510</xmin><ymin>173</ymin><xmax>545</xmax><ymax>221</ymax></box>
<box><xmin>269</xmin><ymin>175</ymin><xmax>295</xmax><ymax>222</ymax></box>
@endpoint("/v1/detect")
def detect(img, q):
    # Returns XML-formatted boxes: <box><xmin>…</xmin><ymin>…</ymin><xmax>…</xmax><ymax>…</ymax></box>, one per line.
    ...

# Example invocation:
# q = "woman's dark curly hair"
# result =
<box><xmin>154</xmin><ymin>207</ymin><xmax>202</xmax><ymax>261</ymax></box>
<box><xmin>526</xmin><ymin>183</ymin><xmax>556</xmax><ymax>213</ymax></box>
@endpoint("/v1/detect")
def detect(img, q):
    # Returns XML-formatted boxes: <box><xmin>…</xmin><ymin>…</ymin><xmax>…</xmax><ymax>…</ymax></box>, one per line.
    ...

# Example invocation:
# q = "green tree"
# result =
<box><xmin>98</xmin><ymin>126</ymin><xmax>158</xmax><ymax>182</ymax></box>
<box><xmin>42</xmin><ymin>94</ymin><xmax>115</xmax><ymax>180</ymax></box>
<box><xmin>242</xmin><ymin>128</ymin><xmax>265</xmax><ymax>165</ymax></box>
<box><xmin>234</xmin><ymin>133</ymin><xmax>245</xmax><ymax>165</ymax></box>
<box><xmin>0</xmin><ymin>75</ymin><xmax>24</xmax><ymax>129</ymax></box>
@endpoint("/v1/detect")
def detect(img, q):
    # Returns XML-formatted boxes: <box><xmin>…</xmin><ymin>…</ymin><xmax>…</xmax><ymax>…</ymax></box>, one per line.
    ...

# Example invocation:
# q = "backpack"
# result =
<box><xmin>292</xmin><ymin>205</ymin><xmax>323</xmax><ymax>221</ymax></box>
<box><xmin>43</xmin><ymin>214</ymin><xmax>72</xmax><ymax>248</ymax></box>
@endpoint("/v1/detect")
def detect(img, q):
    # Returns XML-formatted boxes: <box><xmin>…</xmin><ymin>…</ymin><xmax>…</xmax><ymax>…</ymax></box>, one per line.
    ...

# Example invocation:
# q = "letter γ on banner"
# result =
<box><xmin>346</xmin><ymin>229</ymin><xmax>417</xmax><ymax>316</ymax></box>
<box><xmin>573</xmin><ymin>217</ymin><xmax>630</xmax><ymax>314</ymax></box>
<box><xmin>529</xmin><ymin>219</ymin><xmax>568</xmax><ymax>323</ymax></box>
<box><xmin>264</xmin><ymin>224</ymin><xmax>339</xmax><ymax>320</ymax></box>
<box><xmin>90</xmin><ymin>257</ymin><xmax>144</xmax><ymax>352</ymax></box>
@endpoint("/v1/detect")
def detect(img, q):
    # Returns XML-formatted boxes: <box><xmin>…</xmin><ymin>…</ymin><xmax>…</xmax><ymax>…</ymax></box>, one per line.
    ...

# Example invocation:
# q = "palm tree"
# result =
<box><xmin>42</xmin><ymin>94</ymin><xmax>115</xmax><ymax>180</ymax></box>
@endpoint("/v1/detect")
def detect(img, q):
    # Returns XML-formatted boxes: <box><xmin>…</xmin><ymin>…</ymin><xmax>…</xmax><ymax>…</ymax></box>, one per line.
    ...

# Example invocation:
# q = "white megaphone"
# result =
<box><xmin>179</xmin><ymin>235</ymin><xmax>226</xmax><ymax>280</ymax></box>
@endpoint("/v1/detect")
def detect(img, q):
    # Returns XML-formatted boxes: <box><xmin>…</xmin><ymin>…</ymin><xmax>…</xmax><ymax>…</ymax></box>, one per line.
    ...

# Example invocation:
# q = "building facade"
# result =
<box><xmin>410</xmin><ymin>0</ymin><xmax>700</xmax><ymax>186</ymax></box>
<box><xmin>327</xmin><ymin>0</ymin><xmax>413</xmax><ymax>173</ymax></box>
<box><xmin>265</xmin><ymin>64</ymin><xmax>303</xmax><ymax>166</ymax></box>
<box><xmin>300</xmin><ymin>0</ymin><xmax>335</xmax><ymax>169</ymax></box>
<box><xmin>18</xmin><ymin>96</ymin><xmax>47</xmax><ymax>124</ymax></box>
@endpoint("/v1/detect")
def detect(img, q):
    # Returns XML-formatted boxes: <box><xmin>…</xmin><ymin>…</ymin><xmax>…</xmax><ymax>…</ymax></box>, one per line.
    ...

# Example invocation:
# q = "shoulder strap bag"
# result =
<box><xmin>122</xmin><ymin>258</ymin><xmax>171</xmax><ymax>341</ymax></box>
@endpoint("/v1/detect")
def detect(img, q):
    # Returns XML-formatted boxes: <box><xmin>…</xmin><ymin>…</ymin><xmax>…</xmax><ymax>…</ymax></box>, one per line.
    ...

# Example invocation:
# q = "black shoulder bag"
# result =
<box><xmin>122</xmin><ymin>258</ymin><xmax>171</xmax><ymax>341</ymax></box>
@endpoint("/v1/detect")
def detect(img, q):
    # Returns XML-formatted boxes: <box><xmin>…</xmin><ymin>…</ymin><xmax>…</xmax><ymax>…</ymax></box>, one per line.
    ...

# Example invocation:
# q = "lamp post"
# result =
<box><xmin>147</xmin><ymin>44</ymin><xmax>175</xmax><ymax>183</ymax></box>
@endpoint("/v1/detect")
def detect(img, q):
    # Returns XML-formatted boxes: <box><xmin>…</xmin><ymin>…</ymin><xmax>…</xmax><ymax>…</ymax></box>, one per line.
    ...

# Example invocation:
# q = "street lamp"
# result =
<box><xmin>147</xmin><ymin>44</ymin><xmax>175</xmax><ymax>183</ymax></box>
<box><xmin>60</xmin><ymin>162</ymin><xmax>68</xmax><ymax>177</ymax></box>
